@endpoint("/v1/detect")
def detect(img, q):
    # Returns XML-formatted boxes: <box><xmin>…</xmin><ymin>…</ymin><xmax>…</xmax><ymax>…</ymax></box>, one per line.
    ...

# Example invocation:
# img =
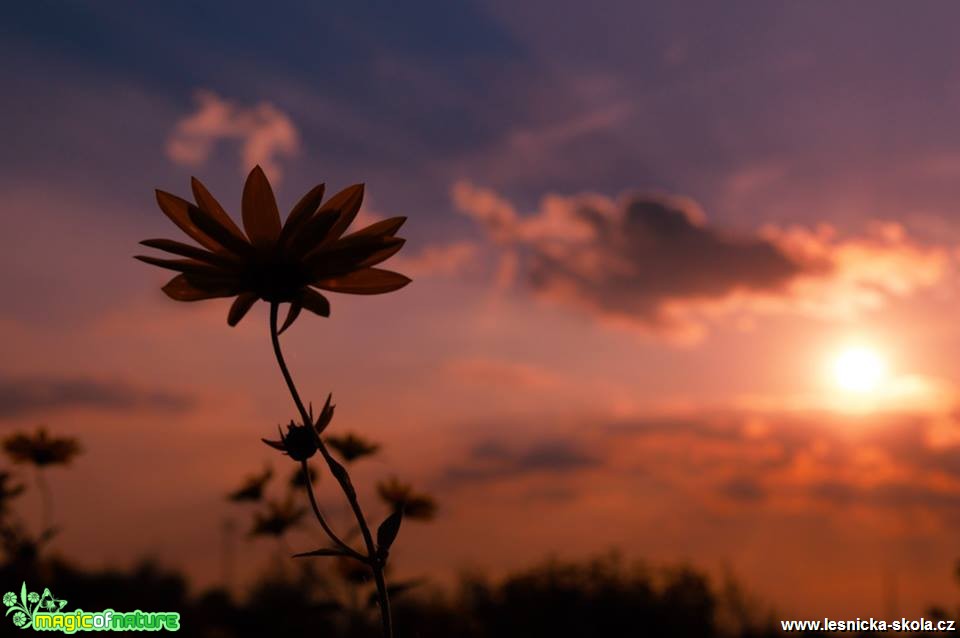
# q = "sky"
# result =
<box><xmin>4</xmin><ymin>0</ymin><xmax>960</xmax><ymax>619</ymax></box>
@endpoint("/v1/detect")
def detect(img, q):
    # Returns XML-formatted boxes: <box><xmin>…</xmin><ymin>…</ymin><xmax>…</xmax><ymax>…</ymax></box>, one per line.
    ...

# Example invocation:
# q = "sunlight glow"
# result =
<box><xmin>832</xmin><ymin>346</ymin><xmax>888</xmax><ymax>394</ymax></box>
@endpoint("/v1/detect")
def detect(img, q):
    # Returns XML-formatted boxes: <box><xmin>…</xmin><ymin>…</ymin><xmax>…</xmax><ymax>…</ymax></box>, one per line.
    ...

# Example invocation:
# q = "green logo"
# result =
<box><xmin>3</xmin><ymin>582</ymin><xmax>180</xmax><ymax>633</ymax></box>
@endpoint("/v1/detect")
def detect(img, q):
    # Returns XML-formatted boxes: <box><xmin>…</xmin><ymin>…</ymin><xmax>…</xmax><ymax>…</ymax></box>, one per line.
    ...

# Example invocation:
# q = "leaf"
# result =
<box><xmin>376</xmin><ymin>509</ymin><xmax>403</xmax><ymax>554</ymax></box>
<box><xmin>292</xmin><ymin>547</ymin><xmax>349</xmax><ymax>559</ymax></box>
<box><xmin>324</xmin><ymin>454</ymin><xmax>355</xmax><ymax>499</ymax></box>
<box><xmin>241</xmin><ymin>165</ymin><xmax>282</xmax><ymax>247</ymax></box>
<box><xmin>20</xmin><ymin>582</ymin><xmax>26</xmax><ymax>608</ymax></box>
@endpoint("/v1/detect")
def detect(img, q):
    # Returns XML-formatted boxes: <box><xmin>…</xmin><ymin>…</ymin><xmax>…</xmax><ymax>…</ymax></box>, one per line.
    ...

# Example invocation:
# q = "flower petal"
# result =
<box><xmin>191</xmin><ymin>177</ymin><xmax>247</xmax><ymax>243</ymax></box>
<box><xmin>356</xmin><ymin>238</ymin><xmax>406</xmax><ymax>269</ymax></box>
<box><xmin>290</xmin><ymin>210</ymin><xmax>340</xmax><ymax>257</ymax></box>
<box><xmin>155</xmin><ymin>190</ymin><xmax>227</xmax><ymax>254</ymax></box>
<box><xmin>161</xmin><ymin>274</ymin><xmax>239</xmax><ymax>301</ymax></box>
<box><xmin>188</xmin><ymin>206</ymin><xmax>255</xmax><ymax>257</ymax></box>
<box><xmin>134</xmin><ymin>255</ymin><xmax>228</xmax><ymax>276</ymax></box>
<box><xmin>139</xmin><ymin>239</ymin><xmax>239</xmax><ymax>268</ymax></box>
<box><xmin>227</xmin><ymin>292</ymin><xmax>258</xmax><ymax>326</ymax></box>
<box><xmin>305</xmin><ymin>236</ymin><xmax>404</xmax><ymax>277</ymax></box>
<box><xmin>342</xmin><ymin>216</ymin><xmax>406</xmax><ymax>240</ymax></box>
<box><xmin>241</xmin><ymin>165</ymin><xmax>282</xmax><ymax>248</ymax></box>
<box><xmin>313</xmin><ymin>268</ymin><xmax>411</xmax><ymax>295</ymax></box>
<box><xmin>318</xmin><ymin>184</ymin><xmax>364</xmax><ymax>240</ymax></box>
<box><xmin>278</xmin><ymin>302</ymin><xmax>302</xmax><ymax>334</ymax></box>
<box><xmin>279</xmin><ymin>183</ymin><xmax>326</xmax><ymax>246</ymax></box>
<box><xmin>298</xmin><ymin>288</ymin><xmax>330</xmax><ymax>317</ymax></box>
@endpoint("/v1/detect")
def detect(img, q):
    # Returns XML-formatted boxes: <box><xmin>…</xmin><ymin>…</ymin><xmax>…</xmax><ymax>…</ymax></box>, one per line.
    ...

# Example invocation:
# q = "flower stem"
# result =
<box><xmin>268</xmin><ymin>303</ymin><xmax>393</xmax><ymax>638</ymax></box>
<box><xmin>299</xmin><ymin>460</ymin><xmax>365</xmax><ymax>561</ymax></box>
<box><xmin>35</xmin><ymin>467</ymin><xmax>52</xmax><ymax>535</ymax></box>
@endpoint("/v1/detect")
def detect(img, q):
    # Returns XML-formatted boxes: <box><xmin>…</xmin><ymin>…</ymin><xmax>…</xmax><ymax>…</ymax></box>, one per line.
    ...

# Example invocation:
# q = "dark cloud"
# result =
<box><xmin>529</xmin><ymin>196</ymin><xmax>803</xmax><ymax>323</ymax></box>
<box><xmin>0</xmin><ymin>376</ymin><xmax>193</xmax><ymax>419</ymax></box>
<box><xmin>445</xmin><ymin>438</ymin><xmax>599</xmax><ymax>485</ymax></box>
<box><xmin>455</xmin><ymin>185</ymin><xmax>816</xmax><ymax>335</ymax></box>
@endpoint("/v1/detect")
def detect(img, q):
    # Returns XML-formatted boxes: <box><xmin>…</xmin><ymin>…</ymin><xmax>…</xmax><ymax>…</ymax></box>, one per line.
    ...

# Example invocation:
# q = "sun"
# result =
<box><xmin>832</xmin><ymin>345</ymin><xmax>889</xmax><ymax>394</ymax></box>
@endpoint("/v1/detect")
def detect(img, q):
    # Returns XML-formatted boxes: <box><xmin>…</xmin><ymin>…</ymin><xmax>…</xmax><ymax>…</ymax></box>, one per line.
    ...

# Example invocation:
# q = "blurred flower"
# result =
<box><xmin>3</xmin><ymin>429</ymin><xmax>80</xmax><ymax>467</ymax></box>
<box><xmin>262</xmin><ymin>421</ymin><xmax>317</xmax><ymax>462</ymax></box>
<box><xmin>289</xmin><ymin>466</ymin><xmax>317</xmax><ymax>489</ymax></box>
<box><xmin>26</xmin><ymin>592</ymin><xmax>39</xmax><ymax>604</ymax></box>
<box><xmin>137</xmin><ymin>166</ymin><xmax>411</xmax><ymax>330</ymax></box>
<box><xmin>227</xmin><ymin>467</ymin><xmax>273</xmax><ymax>502</ymax></box>
<box><xmin>326</xmin><ymin>433</ymin><xmax>380</xmax><ymax>463</ymax></box>
<box><xmin>2</xmin><ymin>592</ymin><xmax>15</xmax><ymax>607</ymax></box>
<box><xmin>0</xmin><ymin>473</ymin><xmax>24</xmax><ymax>517</ymax></box>
<box><xmin>376</xmin><ymin>478</ymin><xmax>437</xmax><ymax>521</ymax></box>
<box><xmin>12</xmin><ymin>611</ymin><xmax>26</xmax><ymax>627</ymax></box>
<box><xmin>250</xmin><ymin>498</ymin><xmax>306</xmax><ymax>537</ymax></box>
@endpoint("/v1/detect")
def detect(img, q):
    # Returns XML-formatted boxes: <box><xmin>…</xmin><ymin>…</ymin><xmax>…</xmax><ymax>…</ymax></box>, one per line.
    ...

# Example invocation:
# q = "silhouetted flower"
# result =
<box><xmin>137</xmin><ymin>166</ymin><xmax>411</xmax><ymax>330</ymax></box>
<box><xmin>250</xmin><ymin>498</ymin><xmax>306</xmax><ymax>537</ymax></box>
<box><xmin>227</xmin><ymin>467</ymin><xmax>273</xmax><ymax>502</ymax></box>
<box><xmin>376</xmin><ymin>478</ymin><xmax>437</xmax><ymax>521</ymax></box>
<box><xmin>262</xmin><ymin>421</ymin><xmax>318</xmax><ymax>461</ymax></box>
<box><xmin>2</xmin><ymin>592</ymin><xmax>15</xmax><ymax>607</ymax></box>
<box><xmin>3</xmin><ymin>429</ymin><xmax>80</xmax><ymax>467</ymax></box>
<box><xmin>326</xmin><ymin>433</ymin><xmax>380</xmax><ymax>463</ymax></box>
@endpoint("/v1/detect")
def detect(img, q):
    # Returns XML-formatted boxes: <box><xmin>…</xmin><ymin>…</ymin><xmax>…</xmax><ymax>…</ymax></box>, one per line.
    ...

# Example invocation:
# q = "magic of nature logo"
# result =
<box><xmin>3</xmin><ymin>582</ymin><xmax>180</xmax><ymax>633</ymax></box>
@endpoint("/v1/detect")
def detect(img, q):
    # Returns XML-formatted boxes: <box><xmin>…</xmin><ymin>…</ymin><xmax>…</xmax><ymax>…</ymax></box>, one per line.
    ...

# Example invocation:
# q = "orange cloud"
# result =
<box><xmin>453</xmin><ymin>182</ymin><xmax>950</xmax><ymax>342</ymax></box>
<box><xmin>166</xmin><ymin>90</ymin><xmax>299</xmax><ymax>182</ymax></box>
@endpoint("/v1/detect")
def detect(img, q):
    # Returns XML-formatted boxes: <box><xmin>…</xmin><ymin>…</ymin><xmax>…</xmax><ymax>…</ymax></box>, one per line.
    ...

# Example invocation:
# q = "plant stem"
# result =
<box><xmin>268</xmin><ymin>303</ymin><xmax>393</xmax><ymax>638</ymax></box>
<box><xmin>299</xmin><ymin>460</ymin><xmax>365</xmax><ymax>561</ymax></box>
<box><xmin>35</xmin><ymin>468</ymin><xmax>52</xmax><ymax>534</ymax></box>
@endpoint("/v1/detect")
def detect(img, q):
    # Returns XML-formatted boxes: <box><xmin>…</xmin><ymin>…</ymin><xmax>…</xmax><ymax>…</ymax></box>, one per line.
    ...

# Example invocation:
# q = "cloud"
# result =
<box><xmin>0</xmin><ymin>376</ymin><xmax>193</xmax><ymax>419</ymax></box>
<box><xmin>166</xmin><ymin>90</ymin><xmax>299</xmax><ymax>182</ymax></box>
<box><xmin>394</xmin><ymin>241</ymin><xmax>479</xmax><ymax>278</ymax></box>
<box><xmin>444</xmin><ymin>438</ymin><xmax>600</xmax><ymax>485</ymax></box>
<box><xmin>454</xmin><ymin>182</ymin><xmax>949</xmax><ymax>341</ymax></box>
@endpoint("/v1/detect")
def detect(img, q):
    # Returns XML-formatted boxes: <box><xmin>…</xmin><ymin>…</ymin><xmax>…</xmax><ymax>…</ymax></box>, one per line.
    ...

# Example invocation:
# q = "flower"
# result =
<box><xmin>12</xmin><ymin>611</ymin><xmax>26</xmax><ymax>627</ymax></box>
<box><xmin>250</xmin><ymin>498</ymin><xmax>306</xmax><ymax>537</ymax></box>
<box><xmin>376</xmin><ymin>478</ymin><xmax>437</xmax><ymax>521</ymax></box>
<box><xmin>326</xmin><ymin>433</ymin><xmax>380</xmax><ymax>462</ymax></box>
<box><xmin>137</xmin><ymin>166</ymin><xmax>411</xmax><ymax>330</ymax></box>
<box><xmin>3</xmin><ymin>429</ymin><xmax>80</xmax><ymax>467</ymax></box>
<box><xmin>263</xmin><ymin>395</ymin><xmax>335</xmax><ymax>461</ymax></box>
<box><xmin>227</xmin><ymin>467</ymin><xmax>273</xmax><ymax>502</ymax></box>
<box><xmin>2</xmin><ymin>592</ymin><xmax>15</xmax><ymax>607</ymax></box>
<box><xmin>262</xmin><ymin>421</ymin><xmax>317</xmax><ymax>462</ymax></box>
<box><xmin>26</xmin><ymin>592</ymin><xmax>39</xmax><ymax>604</ymax></box>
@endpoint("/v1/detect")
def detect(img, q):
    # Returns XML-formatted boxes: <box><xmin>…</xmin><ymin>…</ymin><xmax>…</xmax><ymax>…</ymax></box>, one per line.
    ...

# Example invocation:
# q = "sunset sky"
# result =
<box><xmin>5</xmin><ymin>1</ymin><xmax>960</xmax><ymax>619</ymax></box>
